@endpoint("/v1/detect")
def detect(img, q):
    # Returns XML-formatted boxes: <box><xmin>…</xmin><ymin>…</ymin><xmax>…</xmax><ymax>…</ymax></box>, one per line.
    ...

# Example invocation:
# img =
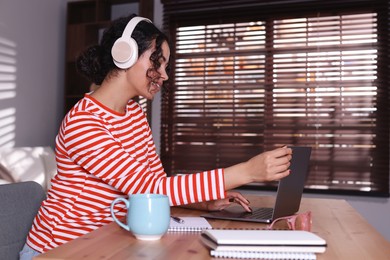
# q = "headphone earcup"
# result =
<box><xmin>111</xmin><ymin>37</ymin><xmax>138</xmax><ymax>69</ymax></box>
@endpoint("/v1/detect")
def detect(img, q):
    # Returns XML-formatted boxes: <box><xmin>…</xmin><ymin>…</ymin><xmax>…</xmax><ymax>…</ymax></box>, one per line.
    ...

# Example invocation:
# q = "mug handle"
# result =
<box><xmin>110</xmin><ymin>197</ymin><xmax>130</xmax><ymax>231</ymax></box>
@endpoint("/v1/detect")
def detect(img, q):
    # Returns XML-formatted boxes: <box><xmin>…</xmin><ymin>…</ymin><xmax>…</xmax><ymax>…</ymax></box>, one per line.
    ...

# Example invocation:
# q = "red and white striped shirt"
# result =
<box><xmin>27</xmin><ymin>94</ymin><xmax>226</xmax><ymax>253</ymax></box>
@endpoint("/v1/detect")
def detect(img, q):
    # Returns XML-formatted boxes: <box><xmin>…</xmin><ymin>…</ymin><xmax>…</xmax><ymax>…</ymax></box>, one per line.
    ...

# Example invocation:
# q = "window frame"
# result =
<box><xmin>160</xmin><ymin>0</ymin><xmax>390</xmax><ymax>197</ymax></box>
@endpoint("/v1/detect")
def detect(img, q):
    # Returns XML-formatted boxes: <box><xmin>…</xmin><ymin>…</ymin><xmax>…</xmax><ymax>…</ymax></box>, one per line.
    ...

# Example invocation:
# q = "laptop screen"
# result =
<box><xmin>272</xmin><ymin>146</ymin><xmax>312</xmax><ymax>219</ymax></box>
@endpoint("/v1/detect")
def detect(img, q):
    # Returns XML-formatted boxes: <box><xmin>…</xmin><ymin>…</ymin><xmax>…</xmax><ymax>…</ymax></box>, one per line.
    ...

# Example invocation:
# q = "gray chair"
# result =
<box><xmin>0</xmin><ymin>181</ymin><xmax>46</xmax><ymax>260</ymax></box>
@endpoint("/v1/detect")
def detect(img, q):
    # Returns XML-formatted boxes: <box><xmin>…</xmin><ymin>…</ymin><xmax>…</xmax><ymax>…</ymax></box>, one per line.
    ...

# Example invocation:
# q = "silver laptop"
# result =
<box><xmin>201</xmin><ymin>146</ymin><xmax>312</xmax><ymax>223</ymax></box>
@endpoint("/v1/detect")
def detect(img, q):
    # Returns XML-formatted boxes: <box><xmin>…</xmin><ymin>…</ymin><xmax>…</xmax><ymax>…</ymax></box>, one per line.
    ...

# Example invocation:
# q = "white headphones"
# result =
<box><xmin>111</xmin><ymin>16</ymin><xmax>152</xmax><ymax>69</ymax></box>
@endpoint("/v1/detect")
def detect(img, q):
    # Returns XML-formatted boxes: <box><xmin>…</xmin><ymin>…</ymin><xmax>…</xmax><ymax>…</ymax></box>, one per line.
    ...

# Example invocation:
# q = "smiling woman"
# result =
<box><xmin>20</xmin><ymin>12</ymin><xmax>294</xmax><ymax>258</ymax></box>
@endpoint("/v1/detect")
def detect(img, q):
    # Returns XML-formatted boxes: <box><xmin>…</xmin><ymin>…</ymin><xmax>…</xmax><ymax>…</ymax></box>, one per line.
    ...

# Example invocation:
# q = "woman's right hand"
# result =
<box><xmin>223</xmin><ymin>146</ymin><xmax>293</xmax><ymax>190</ymax></box>
<box><xmin>246</xmin><ymin>146</ymin><xmax>292</xmax><ymax>182</ymax></box>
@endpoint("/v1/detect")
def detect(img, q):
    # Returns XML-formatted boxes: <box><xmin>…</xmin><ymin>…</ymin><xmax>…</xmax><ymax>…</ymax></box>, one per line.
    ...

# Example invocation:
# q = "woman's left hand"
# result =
<box><xmin>206</xmin><ymin>190</ymin><xmax>252</xmax><ymax>212</ymax></box>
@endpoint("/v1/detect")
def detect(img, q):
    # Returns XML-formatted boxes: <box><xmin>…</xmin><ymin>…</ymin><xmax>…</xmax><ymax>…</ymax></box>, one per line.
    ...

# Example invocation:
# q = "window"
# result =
<box><xmin>137</xmin><ymin>96</ymin><xmax>151</xmax><ymax>122</ymax></box>
<box><xmin>161</xmin><ymin>0</ymin><xmax>389</xmax><ymax>196</ymax></box>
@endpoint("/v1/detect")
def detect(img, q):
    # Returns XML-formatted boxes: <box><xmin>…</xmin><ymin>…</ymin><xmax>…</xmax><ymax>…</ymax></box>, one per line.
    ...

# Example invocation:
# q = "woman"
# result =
<box><xmin>20</xmin><ymin>14</ymin><xmax>292</xmax><ymax>258</ymax></box>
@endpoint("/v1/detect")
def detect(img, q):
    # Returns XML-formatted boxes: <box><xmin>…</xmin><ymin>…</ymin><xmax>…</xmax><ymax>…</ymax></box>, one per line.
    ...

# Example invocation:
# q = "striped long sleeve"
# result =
<box><xmin>27</xmin><ymin>95</ymin><xmax>226</xmax><ymax>253</ymax></box>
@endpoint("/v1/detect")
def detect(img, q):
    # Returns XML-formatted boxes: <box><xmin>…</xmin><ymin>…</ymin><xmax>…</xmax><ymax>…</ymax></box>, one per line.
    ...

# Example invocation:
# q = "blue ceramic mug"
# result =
<box><xmin>110</xmin><ymin>193</ymin><xmax>170</xmax><ymax>240</ymax></box>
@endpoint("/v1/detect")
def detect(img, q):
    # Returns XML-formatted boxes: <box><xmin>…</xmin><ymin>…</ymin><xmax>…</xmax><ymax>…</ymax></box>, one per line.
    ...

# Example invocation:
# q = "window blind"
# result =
<box><xmin>137</xmin><ymin>97</ymin><xmax>151</xmax><ymax>122</ymax></box>
<box><xmin>160</xmin><ymin>0</ymin><xmax>389</xmax><ymax>196</ymax></box>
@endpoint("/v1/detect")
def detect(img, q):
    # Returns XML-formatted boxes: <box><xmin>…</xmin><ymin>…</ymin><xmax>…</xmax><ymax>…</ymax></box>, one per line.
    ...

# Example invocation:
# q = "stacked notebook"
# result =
<box><xmin>200</xmin><ymin>229</ymin><xmax>327</xmax><ymax>259</ymax></box>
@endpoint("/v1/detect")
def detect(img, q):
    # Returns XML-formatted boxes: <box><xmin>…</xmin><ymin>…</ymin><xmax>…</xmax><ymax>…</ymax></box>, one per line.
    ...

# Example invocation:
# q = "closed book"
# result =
<box><xmin>201</xmin><ymin>230</ymin><xmax>327</xmax><ymax>254</ymax></box>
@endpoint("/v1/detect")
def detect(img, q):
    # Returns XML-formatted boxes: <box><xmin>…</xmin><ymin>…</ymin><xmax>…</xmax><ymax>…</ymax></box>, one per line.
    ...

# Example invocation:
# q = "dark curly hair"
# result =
<box><xmin>76</xmin><ymin>14</ymin><xmax>169</xmax><ymax>92</ymax></box>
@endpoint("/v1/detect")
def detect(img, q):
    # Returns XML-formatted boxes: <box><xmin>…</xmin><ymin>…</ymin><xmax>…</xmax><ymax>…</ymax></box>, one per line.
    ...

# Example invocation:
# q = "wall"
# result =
<box><xmin>0</xmin><ymin>0</ymin><xmax>388</xmax><ymax>242</ymax></box>
<box><xmin>0</xmin><ymin>0</ymin><xmax>66</xmax><ymax>148</ymax></box>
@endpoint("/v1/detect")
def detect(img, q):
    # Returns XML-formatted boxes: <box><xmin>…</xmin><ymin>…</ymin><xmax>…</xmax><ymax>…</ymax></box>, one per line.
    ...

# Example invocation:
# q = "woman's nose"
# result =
<box><xmin>161</xmin><ymin>68</ymin><xmax>169</xmax><ymax>81</ymax></box>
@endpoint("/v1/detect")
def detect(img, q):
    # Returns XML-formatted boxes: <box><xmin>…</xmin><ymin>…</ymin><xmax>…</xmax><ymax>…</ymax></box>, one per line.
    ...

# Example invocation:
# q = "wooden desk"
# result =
<box><xmin>34</xmin><ymin>196</ymin><xmax>390</xmax><ymax>260</ymax></box>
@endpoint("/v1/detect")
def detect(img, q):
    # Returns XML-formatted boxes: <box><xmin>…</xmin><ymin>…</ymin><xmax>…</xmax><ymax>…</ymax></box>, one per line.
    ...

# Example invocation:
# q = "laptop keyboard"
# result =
<box><xmin>243</xmin><ymin>207</ymin><xmax>273</xmax><ymax>219</ymax></box>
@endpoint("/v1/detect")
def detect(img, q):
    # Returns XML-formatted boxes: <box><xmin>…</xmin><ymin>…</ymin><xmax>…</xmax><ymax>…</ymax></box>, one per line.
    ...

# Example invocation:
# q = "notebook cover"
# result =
<box><xmin>168</xmin><ymin>217</ymin><xmax>212</xmax><ymax>232</ymax></box>
<box><xmin>200</xmin><ymin>230</ymin><xmax>327</xmax><ymax>253</ymax></box>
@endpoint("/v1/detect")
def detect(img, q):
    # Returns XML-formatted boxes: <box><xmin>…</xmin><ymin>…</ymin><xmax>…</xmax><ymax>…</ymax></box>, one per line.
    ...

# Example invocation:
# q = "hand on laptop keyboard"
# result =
<box><xmin>201</xmin><ymin>190</ymin><xmax>252</xmax><ymax>212</ymax></box>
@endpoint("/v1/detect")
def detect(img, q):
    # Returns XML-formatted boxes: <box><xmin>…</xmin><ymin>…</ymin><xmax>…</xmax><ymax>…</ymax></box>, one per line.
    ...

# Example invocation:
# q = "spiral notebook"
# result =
<box><xmin>210</xmin><ymin>250</ymin><xmax>317</xmax><ymax>259</ymax></box>
<box><xmin>168</xmin><ymin>217</ymin><xmax>212</xmax><ymax>232</ymax></box>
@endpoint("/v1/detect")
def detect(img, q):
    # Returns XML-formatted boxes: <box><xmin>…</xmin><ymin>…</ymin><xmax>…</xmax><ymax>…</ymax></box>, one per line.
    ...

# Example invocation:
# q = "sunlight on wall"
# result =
<box><xmin>0</xmin><ymin>35</ymin><xmax>16</xmax><ymax>148</ymax></box>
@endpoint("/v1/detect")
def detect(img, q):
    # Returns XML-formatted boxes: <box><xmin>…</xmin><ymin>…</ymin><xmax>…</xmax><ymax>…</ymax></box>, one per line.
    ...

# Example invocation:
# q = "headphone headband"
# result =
<box><xmin>111</xmin><ymin>16</ymin><xmax>152</xmax><ymax>69</ymax></box>
<box><xmin>122</xmin><ymin>16</ymin><xmax>152</xmax><ymax>40</ymax></box>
